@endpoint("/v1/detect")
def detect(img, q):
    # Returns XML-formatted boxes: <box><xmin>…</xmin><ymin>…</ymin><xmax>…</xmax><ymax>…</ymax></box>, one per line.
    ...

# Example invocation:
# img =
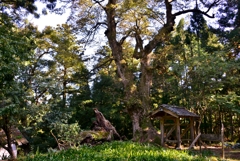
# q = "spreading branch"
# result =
<box><xmin>91</xmin><ymin>57</ymin><xmax>114</xmax><ymax>72</ymax></box>
<box><xmin>144</xmin><ymin>0</ymin><xmax>220</xmax><ymax>54</ymax></box>
<box><xmin>173</xmin><ymin>0</ymin><xmax>221</xmax><ymax>18</ymax></box>
<box><xmin>119</xmin><ymin>30</ymin><xmax>133</xmax><ymax>45</ymax></box>
<box><xmin>93</xmin><ymin>0</ymin><xmax>106</xmax><ymax>10</ymax></box>
<box><xmin>173</xmin><ymin>9</ymin><xmax>214</xmax><ymax>18</ymax></box>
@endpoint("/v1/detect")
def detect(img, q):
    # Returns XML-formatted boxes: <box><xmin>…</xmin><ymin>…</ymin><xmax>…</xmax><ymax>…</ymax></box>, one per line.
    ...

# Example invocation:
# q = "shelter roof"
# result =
<box><xmin>0</xmin><ymin>127</ymin><xmax>28</xmax><ymax>146</ymax></box>
<box><xmin>151</xmin><ymin>104</ymin><xmax>200</xmax><ymax>118</ymax></box>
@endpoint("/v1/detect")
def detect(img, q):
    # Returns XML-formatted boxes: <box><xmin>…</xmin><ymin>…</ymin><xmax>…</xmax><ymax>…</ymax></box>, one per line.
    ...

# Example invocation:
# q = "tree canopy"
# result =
<box><xmin>0</xmin><ymin>0</ymin><xmax>240</xmax><ymax>159</ymax></box>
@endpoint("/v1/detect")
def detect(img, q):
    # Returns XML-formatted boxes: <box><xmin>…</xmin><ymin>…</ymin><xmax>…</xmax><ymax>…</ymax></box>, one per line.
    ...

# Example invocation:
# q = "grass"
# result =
<box><xmin>19</xmin><ymin>141</ymin><xmax>220</xmax><ymax>161</ymax></box>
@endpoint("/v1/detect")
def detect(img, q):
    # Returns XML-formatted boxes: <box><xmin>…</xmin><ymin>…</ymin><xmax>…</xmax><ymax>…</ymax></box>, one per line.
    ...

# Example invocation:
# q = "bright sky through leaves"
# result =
<box><xmin>28</xmin><ymin>1</ymin><xmax>70</xmax><ymax>31</ymax></box>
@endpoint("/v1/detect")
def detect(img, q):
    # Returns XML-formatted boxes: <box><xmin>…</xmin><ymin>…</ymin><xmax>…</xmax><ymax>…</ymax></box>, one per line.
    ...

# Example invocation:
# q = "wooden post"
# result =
<box><xmin>176</xmin><ymin>117</ymin><xmax>181</xmax><ymax>149</ymax></box>
<box><xmin>190</xmin><ymin>117</ymin><xmax>194</xmax><ymax>143</ymax></box>
<box><xmin>221</xmin><ymin>123</ymin><xmax>225</xmax><ymax>159</ymax></box>
<box><xmin>160</xmin><ymin>118</ymin><xmax>164</xmax><ymax>146</ymax></box>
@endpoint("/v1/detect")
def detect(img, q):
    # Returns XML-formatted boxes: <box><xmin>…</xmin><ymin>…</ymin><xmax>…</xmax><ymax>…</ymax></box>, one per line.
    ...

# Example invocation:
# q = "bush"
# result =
<box><xmin>20</xmin><ymin>141</ymin><xmax>216</xmax><ymax>161</ymax></box>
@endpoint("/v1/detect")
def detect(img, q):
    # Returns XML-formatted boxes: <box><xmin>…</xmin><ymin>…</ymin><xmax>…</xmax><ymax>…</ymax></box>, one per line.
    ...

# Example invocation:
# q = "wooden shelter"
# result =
<box><xmin>151</xmin><ymin>104</ymin><xmax>200</xmax><ymax>149</ymax></box>
<box><xmin>0</xmin><ymin>127</ymin><xmax>28</xmax><ymax>159</ymax></box>
<box><xmin>0</xmin><ymin>127</ymin><xmax>28</xmax><ymax>146</ymax></box>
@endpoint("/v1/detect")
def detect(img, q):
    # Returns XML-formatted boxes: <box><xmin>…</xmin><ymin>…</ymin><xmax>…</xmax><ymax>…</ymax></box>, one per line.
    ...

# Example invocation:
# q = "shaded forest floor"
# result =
<box><xmin>167</xmin><ymin>145</ymin><xmax>240</xmax><ymax>160</ymax></box>
<box><xmin>203</xmin><ymin>146</ymin><xmax>240</xmax><ymax>161</ymax></box>
<box><xmin>191</xmin><ymin>146</ymin><xmax>240</xmax><ymax>161</ymax></box>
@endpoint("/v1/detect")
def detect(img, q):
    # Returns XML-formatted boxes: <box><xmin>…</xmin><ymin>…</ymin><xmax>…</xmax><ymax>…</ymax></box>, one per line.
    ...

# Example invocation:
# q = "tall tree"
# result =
<box><xmin>213</xmin><ymin>0</ymin><xmax>240</xmax><ymax>139</ymax></box>
<box><xmin>153</xmin><ymin>4</ymin><xmax>240</xmax><ymax>138</ymax></box>
<box><xmin>64</xmin><ymin>0</ymin><xmax>220</xmax><ymax>139</ymax></box>
<box><xmin>23</xmin><ymin>24</ymin><xmax>90</xmax><ymax>151</ymax></box>
<box><xmin>0</xmin><ymin>14</ymin><xmax>36</xmax><ymax>159</ymax></box>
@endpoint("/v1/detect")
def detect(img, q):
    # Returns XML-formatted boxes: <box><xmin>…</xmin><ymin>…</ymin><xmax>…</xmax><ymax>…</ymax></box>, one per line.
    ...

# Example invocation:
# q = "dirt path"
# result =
<box><xmin>197</xmin><ymin>146</ymin><xmax>240</xmax><ymax>161</ymax></box>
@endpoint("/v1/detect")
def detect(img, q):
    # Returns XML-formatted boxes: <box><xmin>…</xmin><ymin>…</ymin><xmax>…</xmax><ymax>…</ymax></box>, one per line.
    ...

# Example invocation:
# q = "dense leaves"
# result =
<box><xmin>0</xmin><ymin>13</ymin><xmax>37</xmax><ymax>158</ymax></box>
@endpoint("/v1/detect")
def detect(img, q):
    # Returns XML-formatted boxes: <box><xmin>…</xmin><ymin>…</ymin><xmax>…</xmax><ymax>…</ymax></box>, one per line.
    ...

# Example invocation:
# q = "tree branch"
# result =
<box><xmin>173</xmin><ymin>0</ymin><xmax>221</xmax><ymax>18</ymax></box>
<box><xmin>204</xmin><ymin>0</ymin><xmax>221</xmax><ymax>13</ymax></box>
<box><xmin>91</xmin><ymin>57</ymin><xmax>114</xmax><ymax>72</ymax></box>
<box><xmin>173</xmin><ymin>9</ymin><xmax>214</xmax><ymax>18</ymax></box>
<box><xmin>93</xmin><ymin>0</ymin><xmax>106</xmax><ymax>10</ymax></box>
<box><xmin>119</xmin><ymin>30</ymin><xmax>133</xmax><ymax>45</ymax></box>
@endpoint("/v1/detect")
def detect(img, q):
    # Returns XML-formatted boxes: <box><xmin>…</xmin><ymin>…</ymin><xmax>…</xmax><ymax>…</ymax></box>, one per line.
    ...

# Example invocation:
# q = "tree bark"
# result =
<box><xmin>131</xmin><ymin>112</ymin><xmax>141</xmax><ymax>137</ymax></box>
<box><xmin>93</xmin><ymin>108</ymin><xmax>121</xmax><ymax>140</ymax></box>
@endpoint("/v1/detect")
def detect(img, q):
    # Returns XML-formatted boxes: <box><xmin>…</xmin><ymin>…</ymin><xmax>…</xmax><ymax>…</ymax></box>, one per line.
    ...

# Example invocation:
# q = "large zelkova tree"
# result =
<box><xmin>62</xmin><ymin>0</ymin><xmax>221</xmax><ymax>139</ymax></box>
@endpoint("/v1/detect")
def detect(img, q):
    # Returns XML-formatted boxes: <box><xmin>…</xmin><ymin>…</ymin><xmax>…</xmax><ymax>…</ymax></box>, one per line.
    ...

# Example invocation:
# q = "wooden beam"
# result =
<box><xmin>190</xmin><ymin>117</ymin><xmax>194</xmax><ymax>142</ymax></box>
<box><xmin>200</xmin><ymin>140</ymin><xmax>207</xmax><ymax>149</ymax></box>
<box><xmin>221</xmin><ymin>123</ymin><xmax>225</xmax><ymax>159</ymax></box>
<box><xmin>162</xmin><ymin>116</ymin><xmax>176</xmax><ymax>120</ymax></box>
<box><xmin>176</xmin><ymin>118</ymin><xmax>181</xmax><ymax>149</ymax></box>
<box><xmin>180</xmin><ymin>124</ymin><xmax>191</xmax><ymax>138</ymax></box>
<box><xmin>188</xmin><ymin>133</ymin><xmax>201</xmax><ymax>149</ymax></box>
<box><xmin>166</xmin><ymin>125</ymin><xmax>176</xmax><ymax>139</ymax></box>
<box><xmin>165</xmin><ymin>139</ymin><xmax>178</xmax><ymax>143</ymax></box>
<box><xmin>163</xmin><ymin>109</ymin><xmax>179</xmax><ymax>118</ymax></box>
<box><xmin>160</xmin><ymin>118</ymin><xmax>164</xmax><ymax>146</ymax></box>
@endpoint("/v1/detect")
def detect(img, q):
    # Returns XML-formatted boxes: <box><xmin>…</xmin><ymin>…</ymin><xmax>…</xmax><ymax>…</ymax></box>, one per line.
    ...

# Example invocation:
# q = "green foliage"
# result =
<box><xmin>1</xmin><ymin>0</ymin><xmax>239</xmax><ymax>155</ymax></box>
<box><xmin>153</xmin><ymin>11</ymin><xmax>240</xmax><ymax>137</ymax></box>
<box><xmin>0</xmin><ymin>0</ymin><xmax>38</xmax><ymax>18</ymax></box>
<box><xmin>25</xmin><ymin>100</ymin><xmax>82</xmax><ymax>152</ymax></box>
<box><xmin>0</xmin><ymin>14</ymin><xmax>35</xmax><ymax>125</ymax></box>
<box><xmin>51</xmin><ymin>122</ymin><xmax>81</xmax><ymax>146</ymax></box>
<box><xmin>22</xmin><ymin>24</ymin><xmax>91</xmax><ymax>152</ymax></box>
<box><xmin>0</xmin><ymin>14</ymin><xmax>37</xmax><ymax>159</ymax></box>
<box><xmin>79</xmin><ymin>130</ymin><xmax>109</xmax><ymax>141</ymax></box>
<box><xmin>91</xmin><ymin>74</ymin><xmax>132</xmax><ymax>138</ymax></box>
<box><xmin>20</xmin><ymin>141</ymin><xmax>216</xmax><ymax>161</ymax></box>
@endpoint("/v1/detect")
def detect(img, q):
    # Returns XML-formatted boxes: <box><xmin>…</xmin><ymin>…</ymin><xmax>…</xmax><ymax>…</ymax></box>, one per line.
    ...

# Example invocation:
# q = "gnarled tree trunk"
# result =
<box><xmin>92</xmin><ymin>108</ymin><xmax>121</xmax><ymax>140</ymax></box>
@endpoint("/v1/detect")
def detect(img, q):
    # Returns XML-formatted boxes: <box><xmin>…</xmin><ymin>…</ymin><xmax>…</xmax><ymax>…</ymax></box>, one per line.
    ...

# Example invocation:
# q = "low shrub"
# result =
<box><xmin>20</xmin><ymin>141</ymin><xmax>218</xmax><ymax>161</ymax></box>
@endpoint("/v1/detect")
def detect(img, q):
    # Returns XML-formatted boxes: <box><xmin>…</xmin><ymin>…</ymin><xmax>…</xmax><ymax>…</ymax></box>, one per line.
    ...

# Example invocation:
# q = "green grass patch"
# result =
<box><xmin>19</xmin><ymin>141</ymin><xmax>218</xmax><ymax>161</ymax></box>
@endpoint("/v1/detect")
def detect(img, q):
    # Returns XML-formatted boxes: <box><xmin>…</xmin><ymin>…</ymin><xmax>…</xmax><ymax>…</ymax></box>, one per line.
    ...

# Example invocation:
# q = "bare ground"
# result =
<box><xmin>168</xmin><ymin>145</ymin><xmax>240</xmax><ymax>160</ymax></box>
<box><xmin>205</xmin><ymin>146</ymin><xmax>240</xmax><ymax>161</ymax></box>
<box><xmin>193</xmin><ymin>146</ymin><xmax>240</xmax><ymax>161</ymax></box>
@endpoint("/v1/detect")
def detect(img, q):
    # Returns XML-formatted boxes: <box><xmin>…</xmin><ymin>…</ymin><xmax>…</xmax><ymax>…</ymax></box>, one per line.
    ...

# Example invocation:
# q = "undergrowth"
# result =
<box><xmin>19</xmin><ymin>141</ymin><xmax>219</xmax><ymax>161</ymax></box>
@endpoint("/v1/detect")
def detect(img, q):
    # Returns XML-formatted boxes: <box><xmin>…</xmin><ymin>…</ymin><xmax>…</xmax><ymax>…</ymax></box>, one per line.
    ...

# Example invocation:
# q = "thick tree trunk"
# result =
<box><xmin>131</xmin><ymin>112</ymin><xmax>141</xmax><ymax>137</ymax></box>
<box><xmin>103</xmin><ymin>0</ymin><xmax>175</xmax><ymax>139</ymax></box>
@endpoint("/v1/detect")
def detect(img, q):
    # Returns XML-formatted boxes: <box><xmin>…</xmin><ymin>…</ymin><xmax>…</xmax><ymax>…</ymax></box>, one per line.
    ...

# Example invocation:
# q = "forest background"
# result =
<box><xmin>0</xmin><ymin>0</ymin><xmax>240</xmax><ymax>159</ymax></box>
